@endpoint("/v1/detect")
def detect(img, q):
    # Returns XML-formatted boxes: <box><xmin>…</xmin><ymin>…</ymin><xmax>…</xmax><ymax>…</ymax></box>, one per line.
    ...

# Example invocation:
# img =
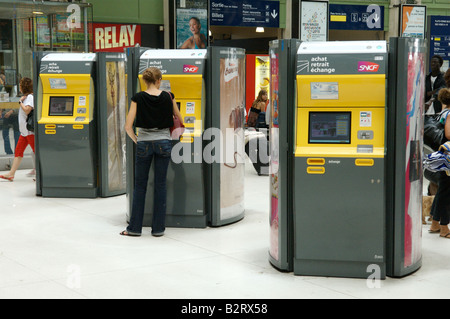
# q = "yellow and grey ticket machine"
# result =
<box><xmin>34</xmin><ymin>52</ymin><xmax>127</xmax><ymax>198</ymax></box>
<box><xmin>126</xmin><ymin>48</ymin><xmax>208</xmax><ymax>228</ymax></box>
<box><xmin>293</xmin><ymin>41</ymin><xmax>387</xmax><ymax>278</ymax></box>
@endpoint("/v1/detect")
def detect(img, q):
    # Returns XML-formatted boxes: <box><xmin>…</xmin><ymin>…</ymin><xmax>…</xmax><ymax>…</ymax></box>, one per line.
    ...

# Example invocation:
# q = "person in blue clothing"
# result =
<box><xmin>179</xmin><ymin>17</ymin><xmax>207</xmax><ymax>49</ymax></box>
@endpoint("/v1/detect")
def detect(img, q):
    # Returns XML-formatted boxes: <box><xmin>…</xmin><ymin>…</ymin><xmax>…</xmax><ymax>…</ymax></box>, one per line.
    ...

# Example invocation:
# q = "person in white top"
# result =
<box><xmin>0</xmin><ymin>77</ymin><xmax>34</xmax><ymax>182</ymax></box>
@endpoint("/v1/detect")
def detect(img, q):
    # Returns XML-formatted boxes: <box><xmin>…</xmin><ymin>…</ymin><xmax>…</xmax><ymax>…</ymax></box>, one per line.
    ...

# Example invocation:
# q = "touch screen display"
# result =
<box><xmin>49</xmin><ymin>96</ymin><xmax>75</xmax><ymax>116</ymax></box>
<box><xmin>309</xmin><ymin>112</ymin><xmax>351</xmax><ymax>144</ymax></box>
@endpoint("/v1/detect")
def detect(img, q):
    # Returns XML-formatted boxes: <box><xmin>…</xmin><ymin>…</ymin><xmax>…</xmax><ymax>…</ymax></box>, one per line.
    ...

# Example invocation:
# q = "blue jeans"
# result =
<box><xmin>127</xmin><ymin>140</ymin><xmax>172</xmax><ymax>235</ymax></box>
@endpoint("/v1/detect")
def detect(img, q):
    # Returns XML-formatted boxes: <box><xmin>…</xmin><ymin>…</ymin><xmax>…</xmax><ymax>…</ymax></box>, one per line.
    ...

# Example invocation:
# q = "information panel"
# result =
<box><xmin>329</xmin><ymin>4</ymin><xmax>384</xmax><ymax>31</ymax></box>
<box><xmin>210</xmin><ymin>0</ymin><xmax>280</xmax><ymax>28</ymax></box>
<box><xmin>428</xmin><ymin>16</ymin><xmax>450</xmax><ymax>71</ymax></box>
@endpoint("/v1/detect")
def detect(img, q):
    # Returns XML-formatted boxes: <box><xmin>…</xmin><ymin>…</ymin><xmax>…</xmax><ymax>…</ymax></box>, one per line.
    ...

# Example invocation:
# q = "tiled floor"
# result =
<box><xmin>0</xmin><ymin>161</ymin><xmax>449</xmax><ymax>299</ymax></box>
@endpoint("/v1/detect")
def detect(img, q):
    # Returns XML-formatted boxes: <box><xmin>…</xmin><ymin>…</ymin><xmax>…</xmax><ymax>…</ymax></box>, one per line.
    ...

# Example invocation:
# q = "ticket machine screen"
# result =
<box><xmin>309</xmin><ymin>112</ymin><xmax>351</xmax><ymax>144</ymax></box>
<box><xmin>49</xmin><ymin>96</ymin><xmax>75</xmax><ymax>116</ymax></box>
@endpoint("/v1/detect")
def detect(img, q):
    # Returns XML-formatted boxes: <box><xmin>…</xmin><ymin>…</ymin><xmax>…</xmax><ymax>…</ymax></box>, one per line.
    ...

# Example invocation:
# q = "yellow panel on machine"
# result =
<box><xmin>38</xmin><ymin>74</ymin><xmax>94</xmax><ymax>126</ymax></box>
<box><xmin>297</xmin><ymin>74</ymin><xmax>386</xmax><ymax>108</ymax></box>
<box><xmin>295</xmin><ymin>107</ymin><xmax>385</xmax><ymax>158</ymax></box>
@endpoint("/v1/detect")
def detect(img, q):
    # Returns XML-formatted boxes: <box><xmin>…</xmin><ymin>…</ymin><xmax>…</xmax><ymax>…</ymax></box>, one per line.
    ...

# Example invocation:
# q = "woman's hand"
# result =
<box><xmin>125</xmin><ymin>101</ymin><xmax>138</xmax><ymax>144</ymax></box>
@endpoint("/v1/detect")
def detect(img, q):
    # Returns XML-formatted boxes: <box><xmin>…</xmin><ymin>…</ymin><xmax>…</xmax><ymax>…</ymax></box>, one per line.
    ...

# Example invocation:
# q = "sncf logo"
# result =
<box><xmin>358</xmin><ymin>61</ymin><xmax>380</xmax><ymax>72</ymax></box>
<box><xmin>183</xmin><ymin>65</ymin><xmax>199</xmax><ymax>73</ymax></box>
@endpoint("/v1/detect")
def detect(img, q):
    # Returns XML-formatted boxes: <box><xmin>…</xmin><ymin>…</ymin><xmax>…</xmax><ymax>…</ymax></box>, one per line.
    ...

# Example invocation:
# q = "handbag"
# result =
<box><xmin>170</xmin><ymin>116</ymin><xmax>185</xmax><ymax>140</ymax></box>
<box><xmin>167</xmin><ymin>91</ymin><xmax>185</xmax><ymax>140</ymax></box>
<box><xmin>26</xmin><ymin>109</ymin><xmax>34</xmax><ymax>132</ymax></box>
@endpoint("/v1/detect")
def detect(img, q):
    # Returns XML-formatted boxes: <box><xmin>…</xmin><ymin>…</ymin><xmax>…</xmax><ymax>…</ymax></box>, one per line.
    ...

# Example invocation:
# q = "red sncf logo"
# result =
<box><xmin>358</xmin><ymin>61</ymin><xmax>380</xmax><ymax>72</ymax></box>
<box><xmin>183</xmin><ymin>65</ymin><xmax>199</xmax><ymax>73</ymax></box>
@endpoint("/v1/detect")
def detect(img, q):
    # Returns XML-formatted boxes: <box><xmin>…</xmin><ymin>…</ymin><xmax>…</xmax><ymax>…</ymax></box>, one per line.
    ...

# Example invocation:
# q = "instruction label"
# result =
<box><xmin>360</xmin><ymin>111</ymin><xmax>372</xmax><ymax>127</ymax></box>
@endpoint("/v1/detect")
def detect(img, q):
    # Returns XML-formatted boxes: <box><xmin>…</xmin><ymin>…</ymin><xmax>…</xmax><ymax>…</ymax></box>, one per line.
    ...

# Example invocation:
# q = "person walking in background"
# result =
<box><xmin>429</xmin><ymin>88</ymin><xmax>450</xmax><ymax>239</ymax></box>
<box><xmin>0</xmin><ymin>77</ymin><xmax>34</xmax><ymax>182</ymax></box>
<box><xmin>120</xmin><ymin>67</ymin><xmax>183</xmax><ymax>237</ymax></box>
<box><xmin>425</xmin><ymin>56</ymin><xmax>446</xmax><ymax>115</ymax></box>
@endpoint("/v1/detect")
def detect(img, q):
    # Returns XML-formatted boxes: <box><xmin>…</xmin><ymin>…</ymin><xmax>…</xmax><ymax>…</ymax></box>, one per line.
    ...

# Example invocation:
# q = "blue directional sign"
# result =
<box><xmin>429</xmin><ymin>15</ymin><xmax>450</xmax><ymax>71</ymax></box>
<box><xmin>329</xmin><ymin>4</ymin><xmax>384</xmax><ymax>31</ymax></box>
<box><xmin>210</xmin><ymin>0</ymin><xmax>280</xmax><ymax>28</ymax></box>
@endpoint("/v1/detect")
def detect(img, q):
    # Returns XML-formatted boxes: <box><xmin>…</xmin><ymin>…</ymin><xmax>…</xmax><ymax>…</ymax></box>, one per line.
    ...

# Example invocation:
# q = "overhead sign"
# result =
<box><xmin>93</xmin><ymin>23</ymin><xmax>141</xmax><ymax>52</ymax></box>
<box><xmin>329</xmin><ymin>4</ymin><xmax>384</xmax><ymax>31</ymax></box>
<box><xmin>210</xmin><ymin>0</ymin><xmax>280</xmax><ymax>28</ymax></box>
<box><xmin>428</xmin><ymin>15</ymin><xmax>450</xmax><ymax>71</ymax></box>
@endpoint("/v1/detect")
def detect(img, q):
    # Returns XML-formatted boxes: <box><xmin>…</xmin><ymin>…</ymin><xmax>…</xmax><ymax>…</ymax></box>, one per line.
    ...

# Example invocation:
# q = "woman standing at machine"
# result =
<box><xmin>0</xmin><ymin>77</ymin><xmax>34</xmax><ymax>182</ymax></box>
<box><xmin>120</xmin><ymin>67</ymin><xmax>183</xmax><ymax>237</ymax></box>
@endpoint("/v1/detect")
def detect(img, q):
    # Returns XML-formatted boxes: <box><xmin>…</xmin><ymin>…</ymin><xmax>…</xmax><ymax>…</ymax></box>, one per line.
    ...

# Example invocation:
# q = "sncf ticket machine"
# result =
<box><xmin>293</xmin><ymin>41</ymin><xmax>387</xmax><ymax>278</ymax></box>
<box><xmin>268</xmin><ymin>40</ymin><xmax>388</xmax><ymax>279</ymax></box>
<box><xmin>126</xmin><ymin>47</ymin><xmax>246</xmax><ymax>229</ymax></box>
<box><xmin>269</xmin><ymin>39</ymin><xmax>424</xmax><ymax>279</ymax></box>
<box><xmin>34</xmin><ymin>52</ymin><xmax>127</xmax><ymax>198</ymax></box>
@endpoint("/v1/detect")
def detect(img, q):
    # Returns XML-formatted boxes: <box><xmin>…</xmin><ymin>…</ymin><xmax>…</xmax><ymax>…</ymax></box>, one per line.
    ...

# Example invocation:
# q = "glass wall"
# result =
<box><xmin>0</xmin><ymin>2</ymin><xmax>92</xmax><ymax>158</ymax></box>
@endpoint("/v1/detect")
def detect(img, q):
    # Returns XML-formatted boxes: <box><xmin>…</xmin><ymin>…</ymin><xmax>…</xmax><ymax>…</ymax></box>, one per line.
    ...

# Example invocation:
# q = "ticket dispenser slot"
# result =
<box><xmin>37</xmin><ymin>53</ymin><xmax>97</xmax><ymax>198</ymax></box>
<box><xmin>293</xmin><ymin>41</ymin><xmax>387</xmax><ymax>279</ymax></box>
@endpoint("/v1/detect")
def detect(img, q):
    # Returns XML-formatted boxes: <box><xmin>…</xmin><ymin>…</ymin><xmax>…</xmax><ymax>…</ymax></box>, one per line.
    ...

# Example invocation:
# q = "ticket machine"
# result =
<box><xmin>269</xmin><ymin>39</ymin><xmax>424</xmax><ymax>279</ymax></box>
<box><xmin>293</xmin><ymin>41</ymin><xmax>387</xmax><ymax>278</ymax></box>
<box><xmin>34</xmin><ymin>52</ymin><xmax>127</xmax><ymax>198</ymax></box>
<box><xmin>126</xmin><ymin>47</ymin><xmax>246</xmax><ymax>228</ymax></box>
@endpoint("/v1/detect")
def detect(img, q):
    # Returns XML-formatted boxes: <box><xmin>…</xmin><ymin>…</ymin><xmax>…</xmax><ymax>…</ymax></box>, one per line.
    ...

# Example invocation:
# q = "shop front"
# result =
<box><xmin>0</xmin><ymin>0</ymin><xmax>92</xmax><ymax>163</ymax></box>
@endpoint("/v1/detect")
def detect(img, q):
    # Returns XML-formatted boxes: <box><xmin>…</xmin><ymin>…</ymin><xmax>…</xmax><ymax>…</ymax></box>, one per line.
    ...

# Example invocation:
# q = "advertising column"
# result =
<box><xmin>386</xmin><ymin>37</ymin><xmax>426</xmax><ymax>277</ymax></box>
<box><xmin>207</xmin><ymin>47</ymin><xmax>246</xmax><ymax>226</ymax></box>
<box><xmin>268</xmin><ymin>39</ymin><xmax>301</xmax><ymax>272</ymax></box>
<box><xmin>97</xmin><ymin>52</ymin><xmax>127</xmax><ymax>197</ymax></box>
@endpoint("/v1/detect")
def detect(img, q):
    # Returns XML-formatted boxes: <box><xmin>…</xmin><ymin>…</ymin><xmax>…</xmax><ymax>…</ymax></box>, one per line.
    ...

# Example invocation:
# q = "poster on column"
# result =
<box><xmin>404</xmin><ymin>43</ymin><xmax>425</xmax><ymax>268</ymax></box>
<box><xmin>105</xmin><ymin>61</ymin><xmax>127</xmax><ymax>192</ymax></box>
<box><xmin>219</xmin><ymin>56</ymin><xmax>245</xmax><ymax>221</ymax></box>
<box><xmin>269</xmin><ymin>48</ymin><xmax>280</xmax><ymax>261</ymax></box>
<box><xmin>176</xmin><ymin>0</ymin><xmax>208</xmax><ymax>49</ymax></box>
<box><xmin>255</xmin><ymin>56</ymin><xmax>270</xmax><ymax>100</ymax></box>
<box><xmin>400</xmin><ymin>5</ymin><xmax>426</xmax><ymax>39</ymax></box>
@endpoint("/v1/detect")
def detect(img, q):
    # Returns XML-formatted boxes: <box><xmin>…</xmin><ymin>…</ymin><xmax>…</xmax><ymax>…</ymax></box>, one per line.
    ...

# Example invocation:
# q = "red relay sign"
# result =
<box><xmin>94</xmin><ymin>23</ymin><xmax>141</xmax><ymax>52</ymax></box>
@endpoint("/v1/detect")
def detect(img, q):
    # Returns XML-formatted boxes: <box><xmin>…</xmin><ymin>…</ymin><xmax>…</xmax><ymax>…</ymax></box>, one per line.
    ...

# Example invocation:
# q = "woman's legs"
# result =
<box><xmin>1</xmin><ymin>135</ymin><xmax>33</xmax><ymax>179</ymax></box>
<box><xmin>126</xmin><ymin>142</ymin><xmax>153</xmax><ymax>235</ymax></box>
<box><xmin>430</xmin><ymin>173</ymin><xmax>450</xmax><ymax>237</ymax></box>
<box><xmin>151</xmin><ymin>140</ymin><xmax>172</xmax><ymax>235</ymax></box>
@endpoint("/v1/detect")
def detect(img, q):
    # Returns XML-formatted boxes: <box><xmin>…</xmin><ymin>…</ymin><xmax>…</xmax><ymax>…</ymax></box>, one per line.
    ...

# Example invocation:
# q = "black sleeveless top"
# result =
<box><xmin>132</xmin><ymin>91</ymin><xmax>174</xmax><ymax>129</ymax></box>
